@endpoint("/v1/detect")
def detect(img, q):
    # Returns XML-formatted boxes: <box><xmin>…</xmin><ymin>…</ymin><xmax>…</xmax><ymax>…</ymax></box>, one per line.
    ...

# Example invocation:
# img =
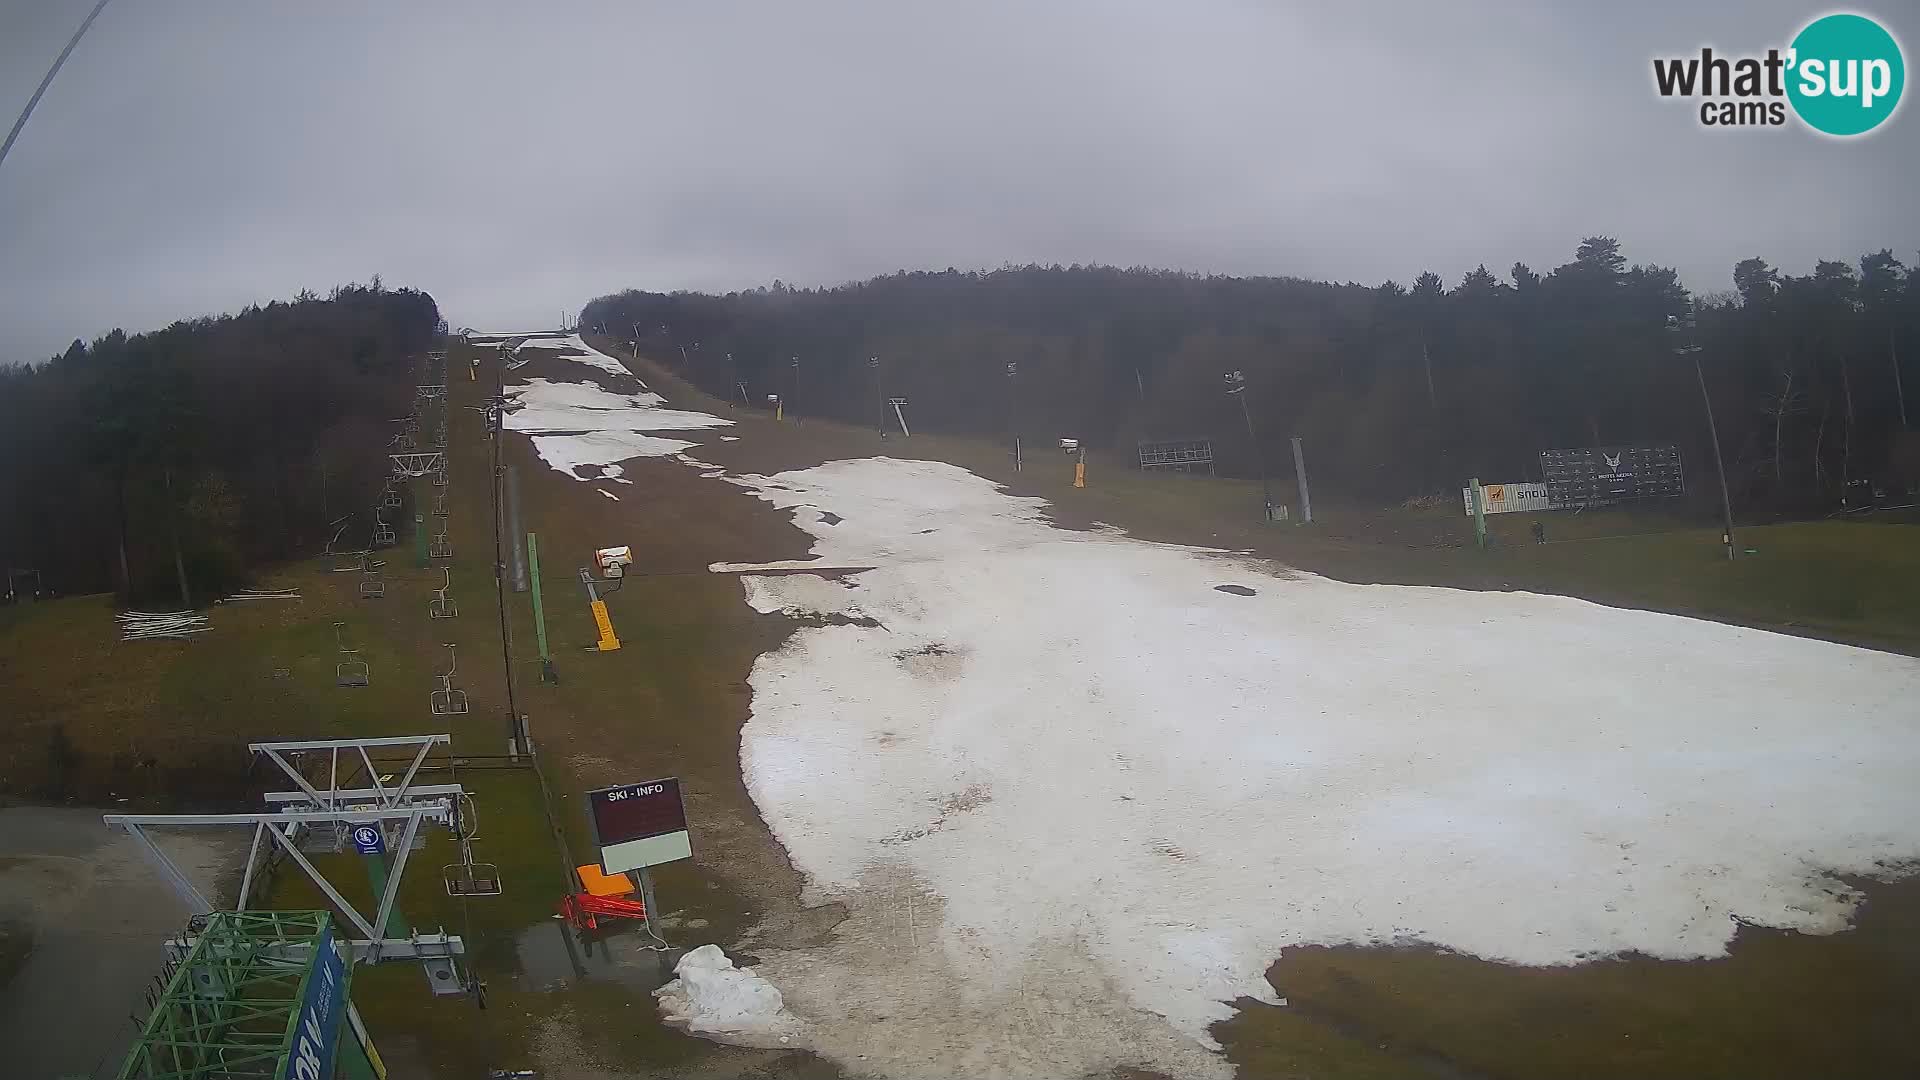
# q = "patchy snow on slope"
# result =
<box><xmin>653</xmin><ymin>944</ymin><xmax>805</xmax><ymax>1047</ymax></box>
<box><xmin>597</xmin><ymin>489</ymin><xmax>619</xmax><ymax>501</ymax></box>
<box><xmin>528</xmin><ymin>431</ymin><xmax>698</xmax><ymax>478</ymax></box>
<box><xmin>503</xmin><ymin>376</ymin><xmax>729</xmax><ymax>480</ymax></box>
<box><xmin>710</xmin><ymin>456</ymin><xmax>1920</xmax><ymax>1080</ymax></box>
<box><xmin>512</xmin><ymin>333</ymin><xmax>637</xmax><ymax>380</ymax></box>
<box><xmin>506</xmin><ymin>379</ymin><xmax>657</xmax><ymax>429</ymax></box>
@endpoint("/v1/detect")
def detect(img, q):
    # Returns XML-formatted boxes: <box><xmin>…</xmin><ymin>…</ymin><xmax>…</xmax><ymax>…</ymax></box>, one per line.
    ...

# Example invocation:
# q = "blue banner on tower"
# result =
<box><xmin>283</xmin><ymin>925</ymin><xmax>346</xmax><ymax>1080</ymax></box>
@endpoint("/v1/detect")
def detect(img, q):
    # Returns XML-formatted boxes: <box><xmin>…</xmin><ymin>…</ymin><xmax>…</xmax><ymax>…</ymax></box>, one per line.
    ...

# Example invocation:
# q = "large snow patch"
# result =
<box><xmin>503</xmin><ymin>374</ymin><xmax>729</xmax><ymax>480</ymax></box>
<box><xmin>713</xmin><ymin>456</ymin><xmax>1920</xmax><ymax>1079</ymax></box>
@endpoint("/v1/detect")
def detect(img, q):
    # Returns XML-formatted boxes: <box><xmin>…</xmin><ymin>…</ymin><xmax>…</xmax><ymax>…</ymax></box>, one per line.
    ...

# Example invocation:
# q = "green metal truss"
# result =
<box><xmin>117</xmin><ymin>910</ymin><xmax>351</xmax><ymax>1080</ymax></box>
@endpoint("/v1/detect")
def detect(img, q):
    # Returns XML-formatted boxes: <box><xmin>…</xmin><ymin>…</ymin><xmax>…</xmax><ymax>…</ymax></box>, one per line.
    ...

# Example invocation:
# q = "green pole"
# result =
<box><xmin>528</xmin><ymin>532</ymin><xmax>555</xmax><ymax>683</ymax></box>
<box><xmin>413</xmin><ymin>511</ymin><xmax>428</xmax><ymax>569</ymax></box>
<box><xmin>361</xmin><ymin>852</ymin><xmax>411</xmax><ymax>938</ymax></box>
<box><xmin>1470</xmin><ymin>477</ymin><xmax>1487</xmax><ymax>549</ymax></box>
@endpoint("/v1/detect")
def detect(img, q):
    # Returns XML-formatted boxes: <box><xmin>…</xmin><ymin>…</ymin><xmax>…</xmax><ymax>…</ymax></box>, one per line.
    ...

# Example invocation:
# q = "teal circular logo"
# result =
<box><xmin>1787</xmin><ymin>13</ymin><xmax>1905</xmax><ymax>136</ymax></box>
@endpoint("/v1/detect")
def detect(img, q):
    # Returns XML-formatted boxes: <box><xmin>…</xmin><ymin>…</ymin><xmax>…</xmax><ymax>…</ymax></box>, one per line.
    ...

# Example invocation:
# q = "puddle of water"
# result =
<box><xmin>515</xmin><ymin>920</ymin><xmax>678</xmax><ymax>993</ymax></box>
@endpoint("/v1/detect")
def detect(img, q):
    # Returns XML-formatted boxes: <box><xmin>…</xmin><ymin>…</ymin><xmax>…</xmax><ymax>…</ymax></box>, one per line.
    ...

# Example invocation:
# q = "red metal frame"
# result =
<box><xmin>557</xmin><ymin>891</ymin><xmax>647</xmax><ymax>932</ymax></box>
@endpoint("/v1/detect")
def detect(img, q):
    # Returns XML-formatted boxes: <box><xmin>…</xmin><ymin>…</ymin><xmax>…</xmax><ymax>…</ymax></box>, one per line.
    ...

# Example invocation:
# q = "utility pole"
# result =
<box><xmin>868</xmin><ymin>356</ymin><xmax>884</xmax><ymax>434</ymax></box>
<box><xmin>789</xmin><ymin>356</ymin><xmax>800</xmax><ymax>421</ymax></box>
<box><xmin>1670</xmin><ymin>303</ymin><xmax>1736</xmax><ymax>560</ymax></box>
<box><xmin>1224</xmin><ymin>370</ymin><xmax>1272</xmax><ymax>521</ymax></box>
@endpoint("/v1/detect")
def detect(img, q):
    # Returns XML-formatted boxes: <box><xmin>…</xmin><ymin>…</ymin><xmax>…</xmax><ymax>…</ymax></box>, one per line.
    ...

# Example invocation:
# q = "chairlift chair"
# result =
<box><xmin>432</xmin><ymin>492</ymin><xmax>449</xmax><ymax>517</ymax></box>
<box><xmin>444</xmin><ymin>855</ymin><xmax>502</xmax><ymax>897</ymax></box>
<box><xmin>429</xmin><ymin>567</ymin><xmax>458</xmax><ymax>619</ymax></box>
<box><xmin>429</xmin><ymin>643</ymin><xmax>469</xmax><ymax>716</ymax></box>
<box><xmin>359</xmin><ymin>573</ymin><xmax>385</xmax><ymax>600</ymax></box>
<box><xmin>372</xmin><ymin>508</ymin><xmax>396</xmax><ymax>547</ymax></box>
<box><xmin>440</xmin><ymin>791</ymin><xmax>500</xmax><ymax>895</ymax></box>
<box><xmin>381</xmin><ymin>486</ymin><xmax>403</xmax><ymax>510</ymax></box>
<box><xmin>333</xmin><ymin>621</ymin><xmax>370</xmax><ymax>687</ymax></box>
<box><xmin>432</xmin><ymin>467</ymin><xmax>448</xmax><ymax>488</ymax></box>
<box><xmin>320</xmin><ymin>516</ymin><xmax>352</xmax><ymax>558</ymax></box>
<box><xmin>429</xmin><ymin>532</ymin><xmax>453</xmax><ymax>559</ymax></box>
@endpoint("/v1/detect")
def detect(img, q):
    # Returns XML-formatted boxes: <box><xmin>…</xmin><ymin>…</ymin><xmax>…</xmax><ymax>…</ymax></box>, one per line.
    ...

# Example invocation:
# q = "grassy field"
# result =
<box><xmin>3</xmin><ymin>336</ymin><xmax>1917</xmax><ymax>1078</ymax></box>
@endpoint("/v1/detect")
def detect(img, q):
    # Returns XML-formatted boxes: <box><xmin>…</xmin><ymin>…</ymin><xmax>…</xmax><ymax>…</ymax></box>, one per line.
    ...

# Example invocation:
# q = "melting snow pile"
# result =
<box><xmin>653</xmin><ymin>944</ymin><xmax>805</xmax><ymax>1046</ymax></box>
<box><xmin>708</xmin><ymin>456</ymin><xmax>1920</xmax><ymax>1080</ymax></box>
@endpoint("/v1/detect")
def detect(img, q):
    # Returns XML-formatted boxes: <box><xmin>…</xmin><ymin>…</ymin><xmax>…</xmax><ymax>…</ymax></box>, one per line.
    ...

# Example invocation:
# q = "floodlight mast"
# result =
<box><xmin>1006</xmin><ymin>361</ymin><xmax>1022</xmax><ymax>471</ymax></box>
<box><xmin>1669</xmin><ymin>302</ymin><xmax>1736</xmax><ymax>560</ymax></box>
<box><xmin>1223</xmin><ymin>370</ymin><xmax>1273</xmax><ymax>521</ymax></box>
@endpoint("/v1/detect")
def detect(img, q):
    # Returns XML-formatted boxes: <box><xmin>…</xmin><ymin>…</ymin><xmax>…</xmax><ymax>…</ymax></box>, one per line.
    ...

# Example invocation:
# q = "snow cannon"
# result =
<box><xmin>595</xmin><ymin>546</ymin><xmax>633</xmax><ymax>580</ymax></box>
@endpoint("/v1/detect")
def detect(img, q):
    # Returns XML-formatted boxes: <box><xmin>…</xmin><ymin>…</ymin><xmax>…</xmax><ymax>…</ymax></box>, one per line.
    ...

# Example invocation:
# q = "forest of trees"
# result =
<box><xmin>0</xmin><ymin>281</ymin><xmax>442</xmax><ymax>602</ymax></box>
<box><xmin>582</xmin><ymin>238</ymin><xmax>1918</xmax><ymax>514</ymax></box>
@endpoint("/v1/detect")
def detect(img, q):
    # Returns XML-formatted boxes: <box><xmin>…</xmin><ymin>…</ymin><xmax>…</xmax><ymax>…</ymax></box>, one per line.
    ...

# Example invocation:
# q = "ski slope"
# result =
<box><xmin>509</xmin><ymin>337</ymin><xmax>1920</xmax><ymax>1080</ymax></box>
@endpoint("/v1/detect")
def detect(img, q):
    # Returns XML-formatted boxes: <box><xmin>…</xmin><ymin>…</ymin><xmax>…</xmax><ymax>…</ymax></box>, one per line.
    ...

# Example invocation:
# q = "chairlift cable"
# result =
<box><xmin>0</xmin><ymin>0</ymin><xmax>115</xmax><ymax>177</ymax></box>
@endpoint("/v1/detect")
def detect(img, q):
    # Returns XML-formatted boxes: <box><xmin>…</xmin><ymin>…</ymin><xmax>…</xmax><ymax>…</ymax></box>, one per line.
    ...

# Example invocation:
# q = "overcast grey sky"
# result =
<box><xmin>1</xmin><ymin>0</ymin><xmax>1913</xmax><ymax>363</ymax></box>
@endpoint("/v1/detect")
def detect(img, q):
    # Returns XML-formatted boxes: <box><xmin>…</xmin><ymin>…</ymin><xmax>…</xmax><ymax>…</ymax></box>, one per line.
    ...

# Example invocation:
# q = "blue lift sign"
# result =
<box><xmin>283</xmin><ymin>925</ymin><xmax>346</xmax><ymax>1080</ymax></box>
<box><xmin>349</xmin><ymin>825</ymin><xmax>385</xmax><ymax>855</ymax></box>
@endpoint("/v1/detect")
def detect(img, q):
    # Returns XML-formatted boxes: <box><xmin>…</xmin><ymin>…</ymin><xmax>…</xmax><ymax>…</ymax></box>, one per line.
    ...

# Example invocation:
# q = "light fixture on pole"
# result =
<box><xmin>1668</xmin><ymin>302</ymin><xmax>1737</xmax><ymax>560</ymax></box>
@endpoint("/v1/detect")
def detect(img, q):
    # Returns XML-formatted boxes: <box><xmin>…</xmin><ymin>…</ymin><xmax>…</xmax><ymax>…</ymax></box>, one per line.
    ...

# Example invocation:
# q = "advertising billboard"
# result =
<box><xmin>1539</xmin><ymin>446</ymin><xmax>1684</xmax><ymax>505</ymax></box>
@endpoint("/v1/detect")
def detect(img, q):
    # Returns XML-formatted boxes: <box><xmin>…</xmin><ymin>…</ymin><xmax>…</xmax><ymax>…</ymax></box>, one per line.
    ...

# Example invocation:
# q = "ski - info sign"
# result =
<box><xmin>587</xmin><ymin>777</ymin><xmax>692</xmax><ymax>873</ymax></box>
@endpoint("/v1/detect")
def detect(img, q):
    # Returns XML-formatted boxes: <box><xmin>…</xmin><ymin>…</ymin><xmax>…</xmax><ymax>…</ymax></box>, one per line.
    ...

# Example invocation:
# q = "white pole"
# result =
<box><xmin>892</xmin><ymin>401</ymin><xmax>911</xmax><ymax>437</ymax></box>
